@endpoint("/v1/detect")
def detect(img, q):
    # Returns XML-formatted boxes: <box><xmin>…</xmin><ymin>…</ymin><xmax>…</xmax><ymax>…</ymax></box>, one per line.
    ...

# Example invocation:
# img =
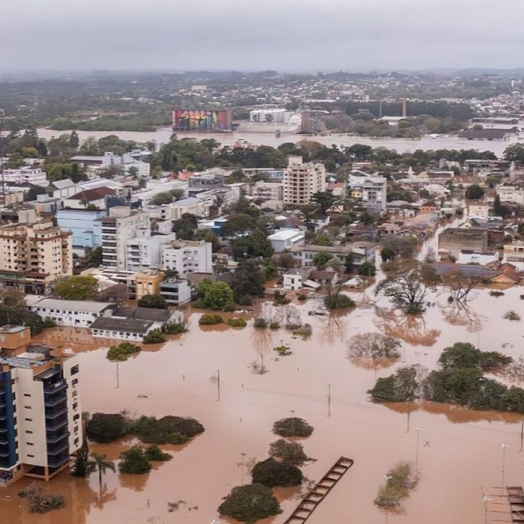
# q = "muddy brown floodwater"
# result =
<box><xmin>2</xmin><ymin>288</ymin><xmax>524</xmax><ymax>524</ymax></box>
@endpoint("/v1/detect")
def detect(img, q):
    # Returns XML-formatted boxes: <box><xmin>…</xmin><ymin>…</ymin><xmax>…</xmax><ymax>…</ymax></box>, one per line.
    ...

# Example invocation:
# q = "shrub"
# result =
<box><xmin>18</xmin><ymin>484</ymin><xmax>66</xmax><ymax>514</ymax></box>
<box><xmin>368</xmin><ymin>366</ymin><xmax>421</xmax><ymax>403</ymax></box>
<box><xmin>228</xmin><ymin>317</ymin><xmax>247</xmax><ymax>328</ymax></box>
<box><xmin>218</xmin><ymin>483</ymin><xmax>282</xmax><ymax>522</ymax></box>
<box><xmin>137</xmin><ymin>294</ymin><xmax>168</xmax><ymax>309</ymax></box>
<box><xmin>324</xmin><ymin>293</ymin><xmax>356</xmax><ymax>310</ymax></box>
<box><xmin>269</xmin><ymin>321</ymin><xmax>280</xmax><ymax>330</ymax></box>
<box><xmin>199</xmin><ymin>314</ymin><xmax>224</xmax><ymax>325</ymax></box>
<box><xmin>118</xmin><ymin>446</ymin><xmax>152</xmax><ymax>474</ymax></box>
<box><xmin>489</xmin><ymin>290</ymin><xmax>505</xmax><ymax>297</ymax></box>
<box><xmin>274</xmin><ymin>344</ymin><xmax>293</xmax><ymax>356</ymax></box>
<box><xmin>144</xmin><ymin>444</ymin><xmax>172</xmax><ymax>461</ymax></box>
<box><xmin>437</xmin><ymin>342</ymin><xmax>512</xmax><ymax>373</ymax></box>
<box><xmin>86</xmin><ymin>413</ymin><xmax>126</xmax><ymax>443</ymax></box>
<box><xmin>268</xmin><ymin>439</ymin><xmax>310</xmax><ymax>466</ymax></box>
<box><xmin>43</xmin><ymin>317</ymin><xmax>57</xmax><ymax>328</ymax></box>
<box><xmin>297</xmin><ymin>294</ymin><xmax>308</xmax><ymax>302</ymax></box>
<box><xmin>273</xmin><ymin>417</ymin><xmax>314</xmax><ymax>438</ymax></box>
<box><xmin>374</xmin><ymin>462</ymin><xmax>419</xmax><ymax>510</ymax></box>
<box><xmin>253</xmin><ymin>318</ymin><xmax>268</xmax><ymax>329</ymax></box>
<box><xmin>133</xmin><ymin>415</ymin><xmax>204</xmax><ymax>445</ymax></box>
<box><xmin>162</xmin><ymin>321</ymin><xmax>188</xmax><ymax>334</ymax></box>
<box><xmin>143</xmin><ymin>329</ymin><xmax>166</xmax><ymax>344</ymax></box>
<box><xmin>292</xmin><ymin>324</ymin><xmax>312</xmax><ymax>339</ymax></box>
<box><xmin>504</xmin><ymin>310</ymin><xmax>521</xmax><ymax>322</ymax></box>
<box><xmin>251</xmin><ymin>458</ymin><xmax>303</xmax><ymax>488</ymax></box>
<box><xmin>107</xmin><ymin>342</ymin><xmax>141</xmax><ymax>362</ymax></box>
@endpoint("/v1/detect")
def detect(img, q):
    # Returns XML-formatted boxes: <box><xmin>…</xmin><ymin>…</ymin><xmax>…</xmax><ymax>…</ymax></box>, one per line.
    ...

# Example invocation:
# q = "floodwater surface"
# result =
<box><xmin>2</xmin><ymin>284</ymin><xmax>524</xmax><ymax>524</ymax></box>
<box><xmin>36</xmin><ymin>127</ymin><xmax>520</xmax><ymax>156</ymax></box>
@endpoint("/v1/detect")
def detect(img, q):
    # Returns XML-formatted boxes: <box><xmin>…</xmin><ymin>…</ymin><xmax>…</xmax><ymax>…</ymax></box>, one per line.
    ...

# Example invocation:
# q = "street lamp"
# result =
<box><xmin>501</xmin><ymin>444</ymin><xmax>508</xmax><ymax>486</ymax></box>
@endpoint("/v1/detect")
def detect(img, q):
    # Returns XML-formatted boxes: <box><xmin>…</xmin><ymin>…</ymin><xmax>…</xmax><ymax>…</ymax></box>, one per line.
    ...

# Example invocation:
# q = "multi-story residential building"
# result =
<box><xmin>349</xmin><ymin>176</ymin><xmax>387</xmax><ymax>213</ymax></box>
<box><xmin>100</xmin><ymin>207</ymin><xmax>150</xmax><ymax>269</ymax></box>
<box><xmin>1</xmin><ymin>167</ymin><xmax>47</xmax><ymax>187</ymax></box>
<box><xmin>0</xmin><ymin>325</ymin><xmax>81</xmax><ymax>487</ymax></box>
<box><xmin>0</xmin><ymin>222</ymin><xmax>72</xmax><ymax>294</ymax></box>
<box><xmin>125</xmin><ymin>231</ymin><xmax>177</xmax><ymax>271</ymax></box>
<box><xmin>56</xmin><ymin>209</ymin><xmax>106</xmax><ymax>251</ymax></box>
<box><xmin>169</xmin><ymin>197</ymin><xmax>213</xmax><ymax>221</ymax></box>
<box><xmin>497</xmin><ymin>185</ymin><xmax>524</xmax><ymax>205</ymax></box>
<box><xmin>283</xmin><ymin>156</ymin><xmax>326</xmax><ymax>205</ymax></box>
<box><xmin>251</xmin><ymin>181</ymin><xmax>284</xmax><ymax>202</ymax></box>
<box><xmin>161</xmin><ymin>240</ymin><xmax>213</xmax><ymax>275</ymax></box>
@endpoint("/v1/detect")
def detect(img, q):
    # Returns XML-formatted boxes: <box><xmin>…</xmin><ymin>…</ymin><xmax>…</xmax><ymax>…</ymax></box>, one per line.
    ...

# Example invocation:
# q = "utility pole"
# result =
<box><xmin>116</xmin><ymin>360</ymin><xmax>120</xmax><ymax>389</ymax></box>
<box><xmin>290</xmin><ymin>410</ymin><xmax>295</xmax><ymax>434</ymax></box>
<box><xmin>520</xmin><ymin>420</ymin><xmax>524</xmax><ymax>453</ymax></box>
<box><xmin>327</xmin><ymin>384</ymin><xmax>331</xmax><ymax>417</ymax></box>
<box><xmin>501</xmin><ymin>444</ymin><xmax>507</xmax><ymax>486</ymax></box>
<box><xmin>415</xmin><ymin>428</ymin><xmax>420</xmax><ymax>467</ymax></box>
<box><xmin>217</xmin><ymin>370</ymin><xmax>220</xmax><ymax>401</ymax></box>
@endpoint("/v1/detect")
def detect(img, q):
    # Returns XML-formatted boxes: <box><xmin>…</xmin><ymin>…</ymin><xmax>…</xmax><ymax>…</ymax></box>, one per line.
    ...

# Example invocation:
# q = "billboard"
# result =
<box><xmin>172</xmin><ymin>109</ymin><xmax>232</xmax><ymax>132</ymax></box>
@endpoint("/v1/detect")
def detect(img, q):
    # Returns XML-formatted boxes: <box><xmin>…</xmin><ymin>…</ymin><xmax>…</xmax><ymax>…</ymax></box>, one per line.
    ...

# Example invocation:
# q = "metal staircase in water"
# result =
<box><xmin>283</xmin><ymin>456</ymin><xmax>354</xmax><ymax>524</ymax></box>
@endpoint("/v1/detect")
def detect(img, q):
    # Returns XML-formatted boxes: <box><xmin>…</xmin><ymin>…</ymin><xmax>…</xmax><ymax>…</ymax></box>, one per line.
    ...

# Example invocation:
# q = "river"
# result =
<box><xmin>1</xmin><ymin>280</ymin><xmax>524</xmax><ymax>523</ymax></box>
<box><xmin>36</xmin><ymin>127</ymin><xmax>521</xmax><ymax>156</ymax></box>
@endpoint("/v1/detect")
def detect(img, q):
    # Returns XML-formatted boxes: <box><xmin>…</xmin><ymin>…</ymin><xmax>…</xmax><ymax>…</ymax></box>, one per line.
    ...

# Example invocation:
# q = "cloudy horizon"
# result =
<box><xmin>2</xmin><ymin>0</ymin><xmax>523</xmax><ymax>72</ymax></box>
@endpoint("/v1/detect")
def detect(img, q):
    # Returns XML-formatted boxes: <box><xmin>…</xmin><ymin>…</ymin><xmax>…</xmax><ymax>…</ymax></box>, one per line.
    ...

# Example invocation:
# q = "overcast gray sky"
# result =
<box><xmin>2</xmin><ymin>0</ymin><xmax>523</xmax><ymax>71</ymax></box>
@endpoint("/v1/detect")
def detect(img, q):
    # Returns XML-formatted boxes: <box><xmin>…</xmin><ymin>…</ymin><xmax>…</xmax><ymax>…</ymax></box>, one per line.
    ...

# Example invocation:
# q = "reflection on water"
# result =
<box><xmin>5</xmin><ymin>288</ymin><xmax>524</xmax><ymax>523</ymax></box>
<box><xmin>374</xmin><ymin>307</ymin><xmax>441</xmax><ymax>346</ymax></box>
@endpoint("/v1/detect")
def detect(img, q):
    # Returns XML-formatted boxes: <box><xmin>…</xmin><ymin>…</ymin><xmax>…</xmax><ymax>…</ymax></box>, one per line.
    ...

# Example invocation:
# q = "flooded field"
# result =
<box><xmin>2</xmin><ymin>282</ymin><xmax>524</xmax><ymax>524</ymax></box>
<box><xmin>36</xmin><ymin>126</ymin><xmax>519</xmax><ymax>156</ymax></box>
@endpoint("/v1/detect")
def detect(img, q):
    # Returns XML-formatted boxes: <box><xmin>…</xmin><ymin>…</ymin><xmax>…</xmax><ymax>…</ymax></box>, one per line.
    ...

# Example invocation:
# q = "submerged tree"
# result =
<box><xmin>347</xmin><ymin>333</ymin><xmax>401</xmax><ymax>369</ymax></box>
<box><xmin>376</xmin><ymin>261</ymin><xmax>439</xmax><ymax>314</ymax></box>
<box><xmin>86</xmin><ymin>453</ymin><xmax>116</xmax><ymax>493</ymax></box>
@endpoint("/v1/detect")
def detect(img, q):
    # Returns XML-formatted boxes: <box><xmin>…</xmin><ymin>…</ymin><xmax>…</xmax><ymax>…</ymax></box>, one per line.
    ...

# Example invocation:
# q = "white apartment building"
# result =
<box><xmin>27</xmin><ymin>298</ymin><xmax>116</xmax><ymax>328</ymax></box>
<box><xmin>283</xmin><ymin>156</ymin><xmax>326</xmax><ymax>205</ymax></box>
<box><xmin>125</xmin><ymin>231</ymin><xmax>177</xmax><ymax>271</ymax></box>
<box><xmin>161</xmin><ymin>240</ymin><xmax>213</xmax><ymax>275</ymax></box>
<box><xmin>0</xmin><ymin>325</ymin><xmax>81</xmax><ymax>487</ymax></box>
<box><xmin>497</xmin><ymin>185</ymin><xmax>524</xmax><ymax>205</ymax></box>
<box><xmin>100</xmin><ymin>207</ymin><xmax>150</xmax><ymax>269</ymax></box>
<box><xmin>2</xmin><ymin>167</ymin><xmax>47</xmax><ymax>187</ymax></box>
<box><xmin>0</xmin><ymin>221</ymin><xmax>73</xmax><ymax>294</ymax></box>
<box><xmin>169</xmin><ymin>197</ymin><xmax>213</xmax><ymax>221</ymax></box>
<box><xmin>252</xmin><ymin>181</ymin><xmax>284</xmax><ymax>202</ymax></box>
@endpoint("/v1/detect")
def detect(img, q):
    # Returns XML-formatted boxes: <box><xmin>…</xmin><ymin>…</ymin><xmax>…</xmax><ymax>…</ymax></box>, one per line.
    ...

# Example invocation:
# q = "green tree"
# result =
<box><xmin>357</xmin><ymin>261</ymin><xmax>376</xmax><ymax>277</ymax></box>
<box><xmin>251</xmin><ymin>458</ymin><xmax>303</xmax><ymax>488</ymax></box>
<box><xmin>118</xmin><ymin>446</ymin><xmax>152</xmax><ymax>474</ymax></box>
<box><xmin>54</xmin><ymin>275</ymin><xmax>98</xmax><ymax>300</ymax></box>
<box><xmin>24</xmin><ymin>185</ymin><xmax>47</xmax><ymax>202</ymax></box>
<box><xmin>198</xmin><ymin>280</ymin><xmax>235</xmax><ymax>311</ymax></box>
<box><xmin>137</xmin><ymin>294</ymin><xmax>168</xmax><ymax>309</ymax></box>
<box><xmin>503</xmin><ymin>144</ymin><xmax>524</xmax><ymax>162</ymax></box>
<box><xmin>313</xmin><ymin>252</ymin><xmax>334</xmax><ymax>270</ymax></box>
<box><xmin>230</xmin><ymin>230</ymin><xmax>274</xmax><ymax>261</ymax></box>
<box><xmin>231</xmin><ymin>259</ymin><xmax>265</xmax><ymax>303</ymax></box>
<box><xmin>437</xmin><ymin>342</ymin><xmax>511</xmax><ymax>372</ymax></box>
<box><xmin>465</xmin><ymin>184</ymin><xmax>485</xmax><ymax>200</ymax></box>
<box><xmin>69</xmin><ymin>131</ymin><xmax>80</xmax><ymax>149</ymax></box>
<box><xmin>86</xmin><ymin>413</ymin><xmax>126</xmax><ymax>443</ymax></box>
<box><xmin>311</xmin><ymin>191</ymin><xmax>336</xmax><ymax>214</ymax></box>
<box><xmin>218</xmin><ymin>484</ymin><xmax>282</xmax><ymax>523</ymax></box>
<box><xmin>86</xmin><ymin>453</ymin><xmax>115</xmax><ymax>493</ymax></box>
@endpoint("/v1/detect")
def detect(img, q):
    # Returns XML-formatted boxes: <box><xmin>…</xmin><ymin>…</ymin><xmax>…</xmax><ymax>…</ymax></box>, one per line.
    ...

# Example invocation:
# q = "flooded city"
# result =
<box><xmin>36</xmin><ymin>127</ymin><xmax>522</xmax><ymax>157</ymax></box>
<box><xmin>2</xmin><ymin>276</ymin><xmax>524</xmax><ymax>524</ymax></box>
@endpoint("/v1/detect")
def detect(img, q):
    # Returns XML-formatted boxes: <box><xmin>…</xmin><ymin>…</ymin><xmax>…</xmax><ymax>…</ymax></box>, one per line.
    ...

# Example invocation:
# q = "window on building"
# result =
<box><xmin>71</xmin><ymin>365</ymin><xmax>79</xmax><ymax>375</ymax></box>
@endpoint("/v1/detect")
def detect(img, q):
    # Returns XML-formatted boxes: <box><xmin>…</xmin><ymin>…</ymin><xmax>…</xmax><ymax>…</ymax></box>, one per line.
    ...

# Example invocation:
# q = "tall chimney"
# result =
<box><xmin>402</xmin><ymin>97</ymin><xmax>407</xmax><ymax>118</ymax></box>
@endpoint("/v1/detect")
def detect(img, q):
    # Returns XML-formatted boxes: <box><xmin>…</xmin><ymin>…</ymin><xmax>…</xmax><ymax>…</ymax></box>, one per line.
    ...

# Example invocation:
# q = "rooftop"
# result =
<box><xmin>29</xmin><ymin>298</ymin><xmax>115</xmax><ymax>314</ymax></box>
<box><xmin>268</xmin><ymin>229</ymin><xmax>304</xmax><ymax>241</ymax></box>
<box><xmin>91</xmin><ymin>316</ymin><xmax>153</xmax><ymax>334</ymax></box>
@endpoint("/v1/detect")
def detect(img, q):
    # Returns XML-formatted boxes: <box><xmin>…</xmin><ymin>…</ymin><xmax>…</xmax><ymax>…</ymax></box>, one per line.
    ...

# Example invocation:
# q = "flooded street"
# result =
<box><xmin>36</xmin><ymin>127</ymin><xmax>520</xmax><ymax>156</ymax></box>
<box><xmin>2</xmin><ymin>284</ymin><xmax>524</xmax><ymax>523</ymax></box>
